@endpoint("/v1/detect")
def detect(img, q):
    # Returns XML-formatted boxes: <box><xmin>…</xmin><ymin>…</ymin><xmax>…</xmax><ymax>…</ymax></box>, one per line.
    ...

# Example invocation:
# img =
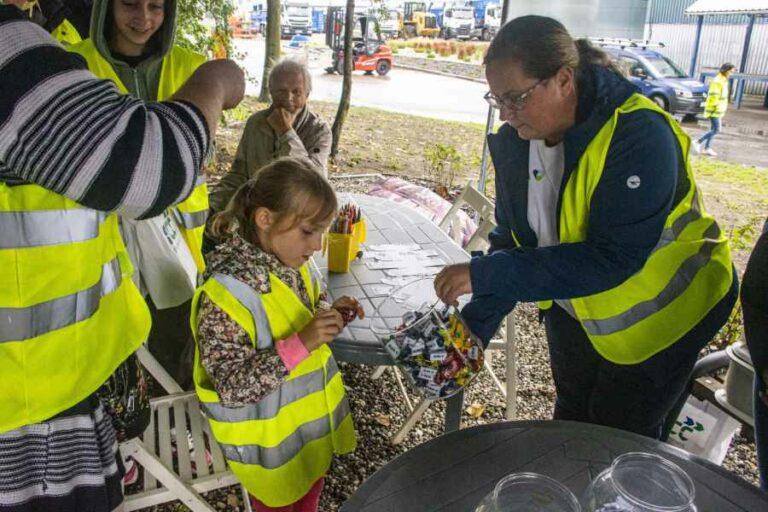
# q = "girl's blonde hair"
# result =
<box><xmin>209</xmin><ymin>157</ymin><xmax>337</xmax><ymax>243</ymax></box>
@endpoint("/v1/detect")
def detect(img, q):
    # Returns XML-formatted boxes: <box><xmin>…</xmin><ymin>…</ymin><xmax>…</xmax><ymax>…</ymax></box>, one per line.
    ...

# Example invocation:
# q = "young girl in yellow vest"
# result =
<box><xmin>193</xmin><ymin>157</ymin><xmax>360</xmax><ymax>512</ymax></box>
<box><xmin>69</xmin><ymin>0</ymin><xmax>210</xmax><ymax>389</ymax></box>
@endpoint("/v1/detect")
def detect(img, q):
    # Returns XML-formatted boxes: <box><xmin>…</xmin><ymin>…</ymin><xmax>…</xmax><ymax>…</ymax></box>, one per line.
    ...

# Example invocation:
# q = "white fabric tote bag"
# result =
<box><xmin>123</xmin><ymin>210</ymin><xmax>197</xmax><ymax>309</ymax></box>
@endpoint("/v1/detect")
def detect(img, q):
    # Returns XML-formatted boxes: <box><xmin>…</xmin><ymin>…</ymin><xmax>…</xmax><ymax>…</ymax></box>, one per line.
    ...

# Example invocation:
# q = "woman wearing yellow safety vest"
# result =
<box><xmin>435</xmin><ymin>16</ymin><xmax>737</xmax><ymax>440</ymax></box>
<box><xmin>693</xmin><ymin>62</ymin><xmax>737</xmax><ymax>157</ymax></box>
<box><xmin>194</xmin><ymin>158</ymin><xmax>359</xmax><ymax>511</ymax></box>
<box><xmin>69</xmin><ymin>0</ymin><xmax>210</xmax><ymax>384</ymax></box>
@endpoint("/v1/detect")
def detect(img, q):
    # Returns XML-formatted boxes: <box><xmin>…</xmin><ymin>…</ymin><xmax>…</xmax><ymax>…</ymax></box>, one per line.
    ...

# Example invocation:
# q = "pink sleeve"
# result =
<box><xmin>275</xmin><ymin>333</ymin><xmax>311</xmax><ymax>370</ymax></box>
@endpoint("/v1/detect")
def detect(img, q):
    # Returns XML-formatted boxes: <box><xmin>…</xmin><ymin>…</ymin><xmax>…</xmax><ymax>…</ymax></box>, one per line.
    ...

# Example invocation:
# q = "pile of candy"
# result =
<box><xmin>380</xmin><ymin>304</ymin><xmax>484</xmax><ymax>399</ymax></box>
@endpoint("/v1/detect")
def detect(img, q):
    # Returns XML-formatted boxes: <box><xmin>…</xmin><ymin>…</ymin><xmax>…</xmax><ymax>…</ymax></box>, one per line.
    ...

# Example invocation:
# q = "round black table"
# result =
<box><xmin>341</xmin><ymin>420</ymin><xmax>768</xmax><ymax>511</ymax></box>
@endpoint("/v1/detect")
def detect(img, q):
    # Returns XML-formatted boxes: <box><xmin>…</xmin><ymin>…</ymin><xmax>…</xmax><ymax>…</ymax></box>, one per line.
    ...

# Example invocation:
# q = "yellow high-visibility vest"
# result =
<box><xmin>526</xmin><ymin>93</ymin><xmax>732</xmax><ymax>364</ymax></box>
<box><xmin>50</xmin><ymin>18</ymin><xmax>82</xmax><ymax>46</ymax></box>
<box><xmin>704</xmin><ymin>73</ymin><xmax>729</xmax><ymax>119</ymax></box>
<box><xmin>192</xmin><ymin>263</ymin><xmax>356</xmax><ymax>507</ymax></box>
<box><xmin>69</xmin><ymin>40</ymin><xmax>209</xmax><ymax>271</ymax></box>
<box><xmin>0</xmin><ymin>183</ymin><xmax>150</xmax><ymax>433</ymax></box>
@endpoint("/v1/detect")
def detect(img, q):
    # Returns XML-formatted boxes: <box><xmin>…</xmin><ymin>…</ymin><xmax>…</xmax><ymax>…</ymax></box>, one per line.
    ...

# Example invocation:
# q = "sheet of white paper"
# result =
<box><xmin>365</xmin><ymin>244</ymin><xmax>420</xmax><ymax>252</ymax></box>
<box><xmin>366</xmin><ymin>261</ymin><xmax>402</xmax><ymax>270</ymax></box>
<box><xmin>384</xmin><ymin>266</ymin><xmax>439</xmax><ymax>277</ymax></box>
<box><xmin>381</xmin><ymin>276</ymin><xmax>413</xmax><ymax>286</ymax></box>
<box><xmin>370</xmin><ymin>285</ymin><xmax>393</xmax><ymax>296</ymax></box>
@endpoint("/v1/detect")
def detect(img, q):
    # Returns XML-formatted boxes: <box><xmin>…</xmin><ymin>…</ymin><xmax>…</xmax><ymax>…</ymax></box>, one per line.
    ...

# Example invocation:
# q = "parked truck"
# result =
<box><xmin>440</xmin><ymin>4</ymin><xmax>474</xmax><ymax>40</ymax></box>
<box><xmin>251</xmin><ymin>1</ymin><xmax>312</xmax><ymax>38</ymax></box>
<box><xmin>467</xmin><ymin>0</ymin><xmax>500</xmax><ymax>41</ymax></box>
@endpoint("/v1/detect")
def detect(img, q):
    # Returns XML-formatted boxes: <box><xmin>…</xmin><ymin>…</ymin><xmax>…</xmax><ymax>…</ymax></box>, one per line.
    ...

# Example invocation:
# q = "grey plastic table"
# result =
<box><xmin>341</xmin><ymin>420</ymin><xmax>768</xmax><ymax>512</ymax></box>
<box><xmin>312</xmin><ymin>193</ymin><xmax>471</xmax><ymax>433</ymax></box>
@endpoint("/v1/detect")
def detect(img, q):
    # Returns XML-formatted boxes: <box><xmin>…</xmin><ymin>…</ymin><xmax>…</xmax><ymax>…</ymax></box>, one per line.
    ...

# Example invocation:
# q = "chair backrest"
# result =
<box><xmin>122</xmin><ymin>391</ymin><xmax>239</xmax><ymax>511</ymax></box>
<box><xmin>439</xmin><ymin>182</ymin><xmax>497</xmax><ymax>252</ymax></box>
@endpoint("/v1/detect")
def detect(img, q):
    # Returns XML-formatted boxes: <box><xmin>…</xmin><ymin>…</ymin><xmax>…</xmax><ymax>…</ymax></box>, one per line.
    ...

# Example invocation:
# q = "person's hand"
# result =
<box><xmin>434</xmin><ymin>263</ymin><xmax>472</xmax><ymax>306</ymax></box>
<box><xmin>332</xmin><ymin>296</ymin><xmax>365</xmax><ymax>325</ymax></box>
<box><xmin>298</xmin><ymin>309</ymin><xmax>344</xmax><ymax>352</ymax></box>
<box><xmin>267</xmin><ymin>107</ymin><xmax>297</xmax><ymax>136</ymax></box>
<box><xmin>172</xmin><ymin>60</ymin><xmax>245</xmax><ymax>137</ymax></box>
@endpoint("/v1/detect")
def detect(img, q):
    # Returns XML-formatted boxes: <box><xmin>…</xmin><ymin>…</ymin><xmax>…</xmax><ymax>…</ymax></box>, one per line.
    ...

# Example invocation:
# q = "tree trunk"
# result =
<box><xmin>330</xmin><ymin>0</ymin><xmax>355</xmax><ymax>158</ymax></box>
<box><xmin>259</xmin><ymin>0</ymin><xmax>281</xmax><ymax>103</ymax></box>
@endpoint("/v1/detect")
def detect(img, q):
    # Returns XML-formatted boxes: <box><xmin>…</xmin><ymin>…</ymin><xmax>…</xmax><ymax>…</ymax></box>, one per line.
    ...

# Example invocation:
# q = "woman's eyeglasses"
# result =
<box><xmin>484</xmin><ymin>78</ymin><xmax>548</xmax><ymax>111</ymax></box>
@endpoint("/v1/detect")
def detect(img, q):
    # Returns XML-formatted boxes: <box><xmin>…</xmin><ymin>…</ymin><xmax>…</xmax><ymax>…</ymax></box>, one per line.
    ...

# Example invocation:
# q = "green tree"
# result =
<box><xmin>176</xmin><ymin>0</ymin><xmax>234</xmax><ymax>57</ymax></box>
<box><xmin>259</xmin><ymin>0</ymin><xmax>282</xmax><ymax>102</ymax></box>
<box><xmin>331</xmin><ymin>0</ymin><xmax>355</xmax><ymax>158</ymax></box>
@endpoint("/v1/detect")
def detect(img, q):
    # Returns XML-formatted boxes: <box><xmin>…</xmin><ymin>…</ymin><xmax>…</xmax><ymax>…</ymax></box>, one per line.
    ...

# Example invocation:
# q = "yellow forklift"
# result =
<box><xmin>401</xmin><ymin>2</ymin><xmax>439</xmax><ymax>38</ymax></box>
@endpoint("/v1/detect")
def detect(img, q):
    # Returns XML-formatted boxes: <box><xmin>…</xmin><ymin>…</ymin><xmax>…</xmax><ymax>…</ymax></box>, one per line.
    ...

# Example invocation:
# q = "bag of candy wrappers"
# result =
<box><xmin>371</xmin><ymin>279</ymin><xmax>484</xmax><ymax>400</ymax></box>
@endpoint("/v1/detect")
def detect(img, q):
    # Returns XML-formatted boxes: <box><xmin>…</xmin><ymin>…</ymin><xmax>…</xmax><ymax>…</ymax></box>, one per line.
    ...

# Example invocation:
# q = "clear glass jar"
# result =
<box><xmin>475</xmin><ymin>473</ymin><xmax>582</xmax><ymax>512</ymax></box>
<box><xmin>582</xmin><ymin>452</ymin><xmax>697</xmax><ymax>512</ymax></box>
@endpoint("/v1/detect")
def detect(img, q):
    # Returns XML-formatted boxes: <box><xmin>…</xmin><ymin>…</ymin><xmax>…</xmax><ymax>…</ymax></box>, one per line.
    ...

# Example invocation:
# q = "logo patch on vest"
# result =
<box><xmin>532</xmin><ymin>168</ymin><xmax>545</xmax><ymax>182</ymax></box>
<box><xmin>626</xmin><ymin>175</ymin><xmax>641</xmax><ymax>189</ymax></box>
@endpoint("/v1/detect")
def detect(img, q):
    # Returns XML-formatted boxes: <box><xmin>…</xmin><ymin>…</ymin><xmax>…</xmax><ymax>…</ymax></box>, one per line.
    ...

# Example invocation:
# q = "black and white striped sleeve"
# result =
<box><xmin>0</xmin><ymin>14</ymin><xmax>210</xmax><ymax>219</ymax></box>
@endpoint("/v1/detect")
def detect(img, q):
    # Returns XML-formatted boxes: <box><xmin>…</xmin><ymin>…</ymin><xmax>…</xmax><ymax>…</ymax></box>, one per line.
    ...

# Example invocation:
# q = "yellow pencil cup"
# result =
<box><xmin>351</xmin><ymin>219</ymin><xmax>366</xmax><ymax>258</ymax></box>
<box><xmin>326</xmin><ymin>232</ymin><xmax>354</xmax><ymax>273</ymax></box>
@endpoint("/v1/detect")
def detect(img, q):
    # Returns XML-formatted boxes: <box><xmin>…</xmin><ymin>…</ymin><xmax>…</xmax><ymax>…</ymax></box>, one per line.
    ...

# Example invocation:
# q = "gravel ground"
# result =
<box><xmin>140</xmin><ymin>174</ymin><xmax>759</xmax><ymax>511</ymax></box>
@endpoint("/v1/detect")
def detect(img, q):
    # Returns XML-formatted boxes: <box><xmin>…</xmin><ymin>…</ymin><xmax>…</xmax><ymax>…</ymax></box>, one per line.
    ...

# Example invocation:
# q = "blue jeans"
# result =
<box><xmin>698</xmin><ymin>116</ymin><xmax>721</xmax><ymax>149</ymax></box>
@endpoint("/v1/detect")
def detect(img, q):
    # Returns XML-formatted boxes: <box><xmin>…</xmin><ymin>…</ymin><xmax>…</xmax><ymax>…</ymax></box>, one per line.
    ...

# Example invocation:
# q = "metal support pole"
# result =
<box><xmin>643</xmin><ymin>0</ymin><xmax>654</xmax><ymax>42</ymax></box>
<box><xmin>735</xmin><ymin>15</ymin><xmax>755</xmax><ymax>109</ymax></box>
<box><xmin>477</xmin><ymin>105</ymin><xmax>495</xmax><ymax>194</ymax></box>
<box><xmin>688</xmin><ymin>15</ymin><xmax>703</xmax><ymax>78</ymax></box>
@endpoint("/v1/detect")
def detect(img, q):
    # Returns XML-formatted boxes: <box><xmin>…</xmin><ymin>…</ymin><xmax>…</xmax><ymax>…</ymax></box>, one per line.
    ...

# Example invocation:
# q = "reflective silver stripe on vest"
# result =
<box><xmin>580</xmin><ymin>222</ymin><xmax>721</xmax><ymax>337</ymax></box>
<box><xmin>212</xmin><ymin>273</ymin><xmax>273</xmax><ymax>349</ymax></box>
<box><xmin>218</xmin><ymin>397</ymin><xmax>351</xmax><ymax>469</ymax></box>
<box><xmin>202</xmin><ymin>360</ymin><xmax>340</xmax><ymax>423</ymax></box>
<box><xmin>557</xmin><ymin>191</ymin><xmax>718</xmax><ymax>325</ymax></box>
<box><xmin>178</xmin><ymin>209</ymin><xmax>208</xmax><ymax>229</ymax></box>
<box><xmin>0</xmin><ymin>209</ymin><xmax>108</xmax><ymax>249</ymax></box>
<box><xmin>654</xmin><ymin>188</ymin><xmax>703</xmax><ymax>252</ymax></box>
<box><xmin>195</xmin><ymin>174</ymin><xmax>206</xmax><ymax>187</ymax></box>
<box><xmin>0</xmin><ymin>257</ymin><xmax>122</xmax><ymax>343</ymax></box>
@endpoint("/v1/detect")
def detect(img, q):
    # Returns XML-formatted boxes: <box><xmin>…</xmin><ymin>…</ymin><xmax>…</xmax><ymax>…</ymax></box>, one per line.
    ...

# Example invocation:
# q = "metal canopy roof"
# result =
<box><xmin>686</xmin><ymin>0</ymin><xmax>768</xmax><ymax>15</ymax></box>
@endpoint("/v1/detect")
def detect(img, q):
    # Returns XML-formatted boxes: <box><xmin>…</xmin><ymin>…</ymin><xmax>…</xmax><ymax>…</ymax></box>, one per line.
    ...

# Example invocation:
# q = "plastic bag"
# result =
<box><xmin>126</xmin><ymin>210</ymin><xmax>197</xmax><ymax>309</ymax></box>
<box><xmin>666</xmin><ymin>396</ymin><xmax>741</xmax><ymax>464</ymax></box>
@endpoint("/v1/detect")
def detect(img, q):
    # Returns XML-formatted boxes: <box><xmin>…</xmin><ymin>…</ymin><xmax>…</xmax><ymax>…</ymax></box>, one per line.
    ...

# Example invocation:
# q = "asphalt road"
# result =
<box><xmin>234</xmin><ymin>37</ymin><xmax>490</xmax><ymax>125</ymax></box>
<box><xmin>234</xmin><ymin>37</ymin><xmax>768</xmax><ymax>169</ymax></box>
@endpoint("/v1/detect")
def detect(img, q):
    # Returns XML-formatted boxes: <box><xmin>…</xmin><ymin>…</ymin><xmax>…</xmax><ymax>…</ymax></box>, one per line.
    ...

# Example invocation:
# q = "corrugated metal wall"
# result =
<box><xmin>646</xmin><ymin>1</ymin><xmax>768</xmax><ymax>95</ymax></box>
<box><xmin>504</xmin><ymin>0</ymin><xmax>647</xmax><ymax>39</ymax></box>
<box><xmin>647</xmin><ymin>0</ymin><xmax>746</xmax><ymax>25</ymax></box>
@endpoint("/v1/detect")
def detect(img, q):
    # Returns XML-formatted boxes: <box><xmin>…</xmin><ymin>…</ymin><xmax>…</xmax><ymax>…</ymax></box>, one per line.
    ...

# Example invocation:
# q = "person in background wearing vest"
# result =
<box><xmin>693</xmin><ymin>63</ymin><xmax>736</xmax><ymax>157</ymax></box>
<box><xmin>70</xmin><ymin>0</ymin><xmax>210</xmax><ymax>388</ymax></box>
<box><xmin>0</xmin><ymin>0</ymin><xmax>245</xmax><ymax>509</ymax></box>
<box><xmin>194</xmin><ymin>157</ymin><xmax>359</xmax><ymax>511</ymax></box>
<box><xmin>435</xmin><ymin>16</ymin><xmax>737</xmax><ymax>440</ymax></box>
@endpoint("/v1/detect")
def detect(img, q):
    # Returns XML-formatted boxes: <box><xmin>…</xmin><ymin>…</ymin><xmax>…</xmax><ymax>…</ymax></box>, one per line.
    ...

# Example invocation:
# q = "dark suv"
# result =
<box><xmin>597</xmin><ymin>41</ymin><xmax>708</xmax><ymax>116</ymax></box>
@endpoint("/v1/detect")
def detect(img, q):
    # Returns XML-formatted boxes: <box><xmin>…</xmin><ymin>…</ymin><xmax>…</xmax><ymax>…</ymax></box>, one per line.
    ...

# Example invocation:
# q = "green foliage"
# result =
<box><xmin>427</xmin><ymin>52</ymin><xmax>435</xmax><ymax>59</ymax></box>
<box><xmin>175</xmin><ymin>0</ymin><xmax>234</xmax><ymax>57</ymax></box>
<box><xmin>729</xmin><ymin>217</ymin><xmax>762</xmax><ymax>252</ymax></box>
<box><xmin>423</xmin><ymin>143</ymin><xmax>463</xmax><ymax>188</ymax></box>
<box><xmin>714</xmin><ymin>216</ymin><xmax>763</xmax><ymax>349</ymax></box>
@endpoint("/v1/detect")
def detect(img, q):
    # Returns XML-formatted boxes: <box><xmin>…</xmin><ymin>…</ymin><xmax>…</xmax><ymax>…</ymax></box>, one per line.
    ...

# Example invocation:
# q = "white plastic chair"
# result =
<box><xmin>123</xmin><ymin>346</ymin><xmax>250</xmax><ymax>511</ymax></box>
<box><xmin>377</xmin><ymin>182</ymin><xmax>518</xmax><ymax>444</ymax></box>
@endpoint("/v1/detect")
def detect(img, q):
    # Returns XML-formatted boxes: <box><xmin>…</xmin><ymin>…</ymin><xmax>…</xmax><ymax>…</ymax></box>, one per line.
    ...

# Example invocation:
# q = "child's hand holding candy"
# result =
<box><xmin>332</xmin><ymin>296</ymin><xmax>365</xmax><ymax>326</ymax></box>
